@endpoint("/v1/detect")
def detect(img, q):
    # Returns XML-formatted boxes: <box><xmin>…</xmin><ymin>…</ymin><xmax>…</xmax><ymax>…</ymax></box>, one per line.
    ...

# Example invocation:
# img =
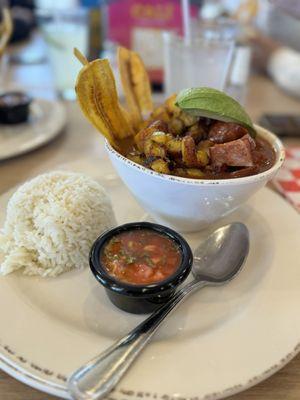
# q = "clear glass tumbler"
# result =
<box><xmin>163</xmin><ymin>22</ymin><xmax>235</xmax><ymax>96</ymax></box>
<box><xmin>38</xmin><ymin>8</ymin><xmax>88</xmax><ymax>101</ymax></box>
<box><xmin>225</xmin><ymin>44</ymin><xmax>251</xmax><ymax>105</ymax></box>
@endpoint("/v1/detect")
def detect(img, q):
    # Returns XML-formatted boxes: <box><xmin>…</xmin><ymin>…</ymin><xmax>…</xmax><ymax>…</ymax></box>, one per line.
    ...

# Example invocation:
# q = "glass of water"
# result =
<box><xmin>163</xmin><ymin>21</ymin><xmax>235</xmax><ymax>96</ymax></box>
<box><xmin>38</xmin><ymin>8</ymin><xmax>88</xmax><ymax>100</ymax></box>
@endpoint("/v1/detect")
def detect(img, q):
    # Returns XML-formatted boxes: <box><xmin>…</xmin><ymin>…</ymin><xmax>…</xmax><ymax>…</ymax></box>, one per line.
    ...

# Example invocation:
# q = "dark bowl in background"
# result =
<box><xmin>0</xmin><ymin>91</ymin><xmax>32</xmax><ymax>124</ymax></box>
<box><xmin>89</xmin><ymin>222</ymin><xmax>193</xmax><ymax>314</ymax></box>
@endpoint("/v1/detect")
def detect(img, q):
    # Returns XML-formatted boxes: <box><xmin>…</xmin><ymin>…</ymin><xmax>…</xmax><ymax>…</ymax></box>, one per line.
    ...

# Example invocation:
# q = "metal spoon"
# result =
<box><xmin>68</xmin><ymin>222</ymin><xmax>249</xmax><ymax>400</ymax></box>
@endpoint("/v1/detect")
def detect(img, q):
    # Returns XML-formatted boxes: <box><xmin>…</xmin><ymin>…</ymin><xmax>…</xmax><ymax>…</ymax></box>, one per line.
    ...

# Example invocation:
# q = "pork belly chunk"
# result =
<box><xmin>209</xmin><ymin>134</ymin><xmax>256</xmax><ymax>167</ymax></box>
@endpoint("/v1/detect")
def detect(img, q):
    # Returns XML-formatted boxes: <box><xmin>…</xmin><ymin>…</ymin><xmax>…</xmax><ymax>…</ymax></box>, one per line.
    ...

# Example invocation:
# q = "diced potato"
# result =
<box><xmin>151</xmin><ymin>106</ymin><xmax>171</xmax><ymax>124</ymax></box>
<box><xmin>127</xmin><ymin>153</ymin><xmax>144</xmax><ymax>165</ymax></box>
<box><xmin>134</xmin><ymin>128</ymin><xmax>151</xmax><ymax>152</ymax></box>
<box><xmin>196</xmin><ymin>149</ymin><xmax>209</xmax><ymax>166</ymax></box>
<box><xmin>165</xmin><ymin>133</ymin><xmax>174</xmax><ymax>142</ymax></box>
<box><xmin>185</xmin><ymin>168</ymin><xmax>205</xmax><ymax>179</ymax></box>
<box><xmin>165</xmin><ymin>94</ymin><xmax>181</xmax><ymax>116</ymax></box>
<box><xmin>135</xmin><ymin>120</ymin><xmax>168</xmax><ymax>152</ymax></box>
<box><xmin>151</xmin><ymin>159</ymin><xmax>170</xmax><ymax>174</ymax></box>
<box><xmin>144</xmin><ymin>140</ymin><xmax>166</xmax><ymax>158</ymax></box>
<box><xmin>173</xmin><ymin>167</ymin><xmax>205</xmax><ymax>178</ymax></box>
<box><xmin>151</xmin><ymin>131</ymin><xmax>168</xmax><ymax>145</ymax></box>
<box><xmin>173</xmin><ymin>168</ymin><xmax>187</xmax><ymax>177</ymax></box>
<box><xmin>187</xmin><ymin>123</ymin><xmax>206</xmax><ymax>142</ymax></box>
<box><xmin>168</xmin><ymin>117</ymin><xmax>185</xmax><ymax>135</ymax></box>
<box><xmin>166</xmin><ymin>138</ymin><xmax>182</xmax><ymax>155</ymax></box>
<box><xmin>182</xmin><ymin>136</ymin><xmax>198</xmax><ymax>167</ymax></box>
<box><xmin>151</xmin><ymin>105</ymin><xmax>166</xmax><ymax>118</ymax></box>
<box><xmin>156</xmin><ymin>110</ymin><xmax>171</xmax><ymax>124</ymax></box>
<box><xmin>179</xmin><ymin>111</ymin><xmax>198</xmax><ymax>127</ymax></box>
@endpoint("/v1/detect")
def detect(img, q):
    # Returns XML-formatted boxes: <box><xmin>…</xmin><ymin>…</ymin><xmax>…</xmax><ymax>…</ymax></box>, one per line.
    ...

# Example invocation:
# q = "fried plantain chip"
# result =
<box><xmin>130</xmin><ymin>50</ymin><xmax>153</xmax><ymax>114</ymax></box>
<box><xmin>118</xmin><ymin>46</ymin><xmax>153</xmax><ymax>129</ymax></box>
<box><xmin>74</xmin><ymin>47</ymin><xmax>88</xmax><ymax>66</ymax></box>
<box><xmin>75</xmin><ymin>55</ymin><xmax>134</xmax><ymax>147</ymax></box>
<box><xmin>0</xmin><ymin>8</ymin><xmax>13</xmax><ymax>58</ymax></box>
<box><xmin>117</xmin><ymin>47</ymin><xmax>141</xmax><ymax>129</ymax></box>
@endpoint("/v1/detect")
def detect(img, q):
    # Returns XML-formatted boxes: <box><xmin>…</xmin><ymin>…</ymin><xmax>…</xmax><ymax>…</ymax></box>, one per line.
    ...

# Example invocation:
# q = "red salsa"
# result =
<box><xmin>100</xmin><ymin>229</ymin><xmax>182</xmax><ymax>285</ymax></box>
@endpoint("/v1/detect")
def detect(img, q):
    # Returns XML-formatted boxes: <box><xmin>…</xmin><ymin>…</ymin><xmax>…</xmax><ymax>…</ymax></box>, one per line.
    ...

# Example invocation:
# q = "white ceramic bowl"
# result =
<box><xmin>106</xmin><ymin>125</ymin><xmax>285</xmax><ymax>232</ymax></box>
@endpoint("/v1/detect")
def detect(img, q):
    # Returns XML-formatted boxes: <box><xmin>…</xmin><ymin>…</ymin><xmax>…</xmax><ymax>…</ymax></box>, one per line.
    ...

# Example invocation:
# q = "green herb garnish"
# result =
<box><xmin>176</xmin><ymin>87</ymin><xmax>256</xmax><ymax>137</ymax></box>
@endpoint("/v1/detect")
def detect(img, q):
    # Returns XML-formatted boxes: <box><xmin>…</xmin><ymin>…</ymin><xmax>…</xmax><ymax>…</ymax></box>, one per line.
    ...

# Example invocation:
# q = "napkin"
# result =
<box><xmin>273</xmin><ymin>146</ymin><xmax>300</xmax><ymax>212</ymax></box>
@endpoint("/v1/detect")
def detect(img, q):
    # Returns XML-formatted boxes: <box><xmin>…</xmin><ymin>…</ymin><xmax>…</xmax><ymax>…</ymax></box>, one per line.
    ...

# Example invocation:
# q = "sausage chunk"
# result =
<box><xmin>209</xmin><ymin>134</ymin><xmax>255</xmax><ymax>167</ymax></box>
<box><xmin>208</xmin><ymin>122</ymin><xmax>248</xmax><ymax>144</ymax></box>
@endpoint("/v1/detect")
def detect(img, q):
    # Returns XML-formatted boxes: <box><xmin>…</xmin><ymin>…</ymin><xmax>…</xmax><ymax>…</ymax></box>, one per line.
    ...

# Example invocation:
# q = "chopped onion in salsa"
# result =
<box><xmin>100</xmin><ymin>229</ymin><xmax>182</xmax><ymax>285</ymax></box>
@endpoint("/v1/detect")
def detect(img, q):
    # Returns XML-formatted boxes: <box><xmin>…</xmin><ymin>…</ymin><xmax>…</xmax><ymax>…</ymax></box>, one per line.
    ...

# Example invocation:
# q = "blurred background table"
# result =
<box><xmin>0</xmin><ymin>72</ymin><xmax>300</xmax><ymax>400</ymax></box>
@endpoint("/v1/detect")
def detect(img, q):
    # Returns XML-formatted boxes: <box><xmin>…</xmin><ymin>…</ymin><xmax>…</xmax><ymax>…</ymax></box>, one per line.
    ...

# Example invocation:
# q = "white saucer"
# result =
<box><xmin>0</xmin><ymin>98</ymin><xmax>66</xmax><ymax>161</ymax></box>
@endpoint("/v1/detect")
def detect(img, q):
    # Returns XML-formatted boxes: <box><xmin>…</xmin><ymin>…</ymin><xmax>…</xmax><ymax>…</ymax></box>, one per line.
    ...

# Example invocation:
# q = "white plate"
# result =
<box><xmin>0</xmin><ymin>98</ymin><xmax>66</xmax><ymax>161</ymax></box>
<box><xmin>0</xmin><ymin>157</ymin><xmax>300</xmax><ymax>400</ymax></box>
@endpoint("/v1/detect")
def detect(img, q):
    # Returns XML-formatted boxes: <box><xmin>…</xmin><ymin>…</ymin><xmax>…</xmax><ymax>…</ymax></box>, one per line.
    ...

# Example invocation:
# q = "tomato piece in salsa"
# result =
<box><xmin>100</xmin><ymin>229</ymin><xmax>182</xmax><ymax>285</ymax></box>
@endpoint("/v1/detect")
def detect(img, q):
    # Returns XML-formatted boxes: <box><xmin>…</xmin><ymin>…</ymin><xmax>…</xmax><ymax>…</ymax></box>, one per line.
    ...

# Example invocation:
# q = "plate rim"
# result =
<box><xmin>0</xmin><ymin>354</ymin><xmax>69</xmax><ymax>399</ymax></box>
<box><xmin>1</xmin><ymin>338</ymin><xmax>299</xmax><ymax>400</ymax></box>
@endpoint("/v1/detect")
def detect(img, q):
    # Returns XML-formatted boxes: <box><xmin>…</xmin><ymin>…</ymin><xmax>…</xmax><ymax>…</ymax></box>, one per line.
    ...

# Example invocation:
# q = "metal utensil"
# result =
<box><xmin>68</xmin><ymin>222</ymin><xmax>249</xmax><ymax>400</ymax></box>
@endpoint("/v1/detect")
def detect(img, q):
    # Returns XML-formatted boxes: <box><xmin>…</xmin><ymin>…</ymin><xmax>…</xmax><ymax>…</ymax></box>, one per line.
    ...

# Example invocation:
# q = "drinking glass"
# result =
<box><xmin>195</xmin><ymin>18</ymin><xmax>251</xmax><ymax>105</ymax></box>
<box><xmin>38</xmin><ymin>8</ymin><xmax>88</xmax><ymax>100</ymax></box>
<box><xmin>163</xmin><ymin>19</ymin><xmax>235</xmax><ymax>96</ymax></box>
<box><xmin>225</xmin><ymin>44</ymin><xmax>251</xmax><ymax>105</ymax></box>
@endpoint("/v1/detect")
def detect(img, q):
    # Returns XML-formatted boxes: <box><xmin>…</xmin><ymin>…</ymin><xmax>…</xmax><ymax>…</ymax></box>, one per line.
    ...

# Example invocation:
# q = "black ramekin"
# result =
<box><xmin>0</xmin><ymin>91</ymin><xmax>32</xmax><ymax>124</ymax></box>
<box><xmin>89</xmin><ymin>222</ymin><xmax>193</xmax><ymax>314</ymax></box>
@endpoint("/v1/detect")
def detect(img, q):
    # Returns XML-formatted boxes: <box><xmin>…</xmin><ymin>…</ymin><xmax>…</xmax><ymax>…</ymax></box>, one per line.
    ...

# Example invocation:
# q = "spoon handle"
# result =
<box><xmin>68</xmin><ymin>281</ymin><xmax>205</xmax><ymax>400</ymax></box>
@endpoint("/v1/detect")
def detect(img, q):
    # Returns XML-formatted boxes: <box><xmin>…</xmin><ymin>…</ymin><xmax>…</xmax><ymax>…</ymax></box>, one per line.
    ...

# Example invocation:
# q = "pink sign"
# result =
<box><xmin>108</xmin><ymin>0</ymin><xmax>198</xmax><ymax>83</ymax></box>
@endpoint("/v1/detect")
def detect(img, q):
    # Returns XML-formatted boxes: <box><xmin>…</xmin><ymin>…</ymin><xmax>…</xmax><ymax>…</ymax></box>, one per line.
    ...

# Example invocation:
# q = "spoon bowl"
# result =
<box><xmin>193</xmin><ymin>222</ymin><xmax>249</xmax><ymax>283</ymax></box>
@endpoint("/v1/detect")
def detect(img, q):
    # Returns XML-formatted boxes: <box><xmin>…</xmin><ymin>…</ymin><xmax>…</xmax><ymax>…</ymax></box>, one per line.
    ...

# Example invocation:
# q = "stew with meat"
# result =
<box><xmin>120</xmin><ymin>103</ymin><xmax>276</xmax><ymax>180</ymax></box>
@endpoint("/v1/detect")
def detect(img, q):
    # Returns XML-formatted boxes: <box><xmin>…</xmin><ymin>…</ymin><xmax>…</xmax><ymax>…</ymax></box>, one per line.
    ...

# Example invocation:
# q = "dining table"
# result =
<box><xmin>0</xmin><ymin>53</ymin><xmax>300</xmax><ymax>400</ymax></box>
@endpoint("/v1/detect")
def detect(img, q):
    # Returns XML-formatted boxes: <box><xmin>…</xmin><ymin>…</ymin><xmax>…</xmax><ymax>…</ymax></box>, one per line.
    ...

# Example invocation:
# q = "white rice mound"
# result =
<box><xmin>0</xmin><ymin>171</ymin><xmax>116</xmax><ymax>277</ymax></box>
